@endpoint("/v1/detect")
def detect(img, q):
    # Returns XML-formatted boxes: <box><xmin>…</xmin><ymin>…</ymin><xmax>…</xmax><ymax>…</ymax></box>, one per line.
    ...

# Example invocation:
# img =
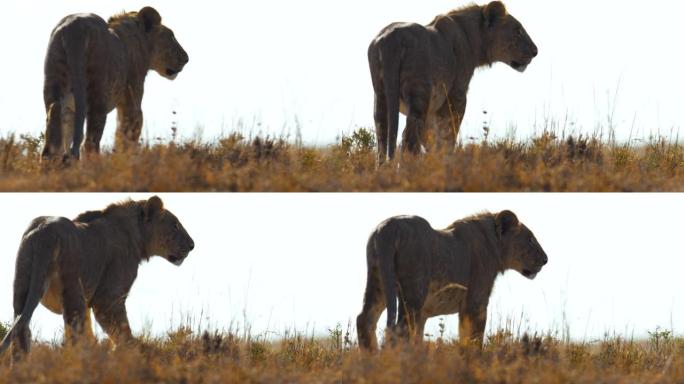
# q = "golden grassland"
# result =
<box><xmin>0</xmin><ymin>322</ymin><xmax>682</xmax><ymax>383</ymax></box>
<box><xmin>1</xmin><ymin>128</ymin><xmax>683</xmax><ymax>191</ymax></box>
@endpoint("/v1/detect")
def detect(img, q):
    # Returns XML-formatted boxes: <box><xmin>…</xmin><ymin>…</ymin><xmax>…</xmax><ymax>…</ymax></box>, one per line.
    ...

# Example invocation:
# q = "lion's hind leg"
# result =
<box><xmin>41</xmin><ymin>101</ymin><xmax>64</xmax><ymax>162</ymax></box>
<box><xmin>373</xmin><ymin>89</ymin><xmax>389</xmax><ymax>165</ymax></box>
<box><xmin>60</xmin><ymin>92</ymin><xmax>76</xmax><ymax>162</ymax></box>
<box><xmin>11</xmin><ymin>262</ymin><xmax>32</xmax><ymax>359</ymax></box>
<box><xmin>3</xmin><ymin>230</ymin><xmax>55</xmax><ymax>360</ymax></box>
<box><xmin>59</xmin><ymin>262</ymin><xmax>87</xmax><ymax>346</ymax></box>
<box><xmin>401</xmin><ymin>86</ymin><xmax>430</xmax><ymax>156</ymax></box>
<box><xmin>395</xmin><ymin>278</ymin><xmax>427</xmax><ymax>345</ymax></box>
<box><xmin>83</xmin><ymin>308</ymin><xmax>95</xmax><ymax>341</ymax></box>
<box><xmin>357</xmin><ymin>264</ymin><xmax>386</xmax><ymax>352</ymax></box>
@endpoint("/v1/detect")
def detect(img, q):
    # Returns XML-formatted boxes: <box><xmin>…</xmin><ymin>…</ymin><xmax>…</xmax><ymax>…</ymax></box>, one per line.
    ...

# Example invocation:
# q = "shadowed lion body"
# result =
<box><xmin>356</xmin><ymin>211</ymin><xmax>548</xmax><ymax>351</ymax></box>
<box><xmin>41</xmin><ymin>7</ymin><xmax>189</xmax><ymax>161</ymax></box>
<box><xmin>368</xmin><ymin>1</ymin><xmax>538</xmax><ymax>162</ymax></box>
<box><xmin>0</xmin><ymin>196</ymin><xmax>194</xmax><ymax>361</ymax></box>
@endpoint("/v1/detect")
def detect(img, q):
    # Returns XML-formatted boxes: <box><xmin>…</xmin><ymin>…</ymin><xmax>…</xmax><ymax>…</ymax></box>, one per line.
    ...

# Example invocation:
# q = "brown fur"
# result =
<box><xmin>0</xmin><ymin>196</ymin><xmax>194</xmax><ymax>361</ymax></box>
<box><xmin>356</xmin><ymin>210</ymin><xmax>548</xmax><ymax>351</ymax></box>
<box><xmin>41</xmin><ymin>7</ymin><xmax>189</xmax><ymax>162</ymax></box>
<box><xmin>368</xmin><ymin>1</ymin><xmax>538</xmax><ymax>163</ymax></box>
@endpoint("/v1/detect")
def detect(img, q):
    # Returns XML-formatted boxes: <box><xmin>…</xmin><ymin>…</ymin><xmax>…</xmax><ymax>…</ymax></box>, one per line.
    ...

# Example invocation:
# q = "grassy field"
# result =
<box><xmin>0</xmin><ymin>129</ymin><xmax>683</xmax><ymax>191</ymax></box>
<box><xmin>0</xmin><ymin>323</ymin><xmax>682</xmax><ymax>383</ymax></box>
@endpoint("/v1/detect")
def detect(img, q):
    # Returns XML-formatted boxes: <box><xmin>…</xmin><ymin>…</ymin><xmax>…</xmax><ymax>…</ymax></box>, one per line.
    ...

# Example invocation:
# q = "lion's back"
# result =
<box><xmin>369</xmin><ymin>215</ymin><xmax>436</xmax><ymax>261</ymax></box>
<box><xmin>369</xmin><ymin>22</ymin><xmax>432</xmax><ymax>58</ymax></box>
<box><xmin>50</xmin><ymin>13</ymin><xmax>107</xmax><ymax>38</ymax></box>
<box><xmin>44</xmin><ymin>13</ymin><xmax>113</xmax><ymax>93</ymax></box>
<box><xmin>22</xmin><ymin>216</ymin><xmax>77</xmax><ymax>241</ymax></box>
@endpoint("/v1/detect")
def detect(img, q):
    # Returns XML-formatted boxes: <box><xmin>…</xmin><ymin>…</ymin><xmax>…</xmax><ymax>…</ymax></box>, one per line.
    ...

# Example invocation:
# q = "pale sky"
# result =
<box><xmin>1</xmin><ymin>1</ymin><xmax>683</xmax><ymax>146</ymax></box>
<box><xmin>0</xmin><ymin>194</ymin><xmax>681</xmax><ymax>342</ymax></box>
<box><xmin>1</xmin><ymin>1</ymin><xmax>682</xmax><ymax>344</ymax></box>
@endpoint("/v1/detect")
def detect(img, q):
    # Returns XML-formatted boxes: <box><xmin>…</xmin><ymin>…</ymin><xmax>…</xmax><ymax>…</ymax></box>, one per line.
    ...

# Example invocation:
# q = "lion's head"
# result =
<box><xmin>495</xmin><ymin>210</ymin><xmax>547</xmax><ymax>279</ymax></box>
<box><xmin>142</xmin><ymin>196</ymin><xmax>195</xmax><ymax>266</ymax></box>
<box><xmin>138</xmin><ymin>7</ymin><xmax>189</xmax><ymax>80</ymax></box>
<box><xmin>483</xmin><ymin>1</ymin><xmax>538</xmax><ymax>73</ymax></box>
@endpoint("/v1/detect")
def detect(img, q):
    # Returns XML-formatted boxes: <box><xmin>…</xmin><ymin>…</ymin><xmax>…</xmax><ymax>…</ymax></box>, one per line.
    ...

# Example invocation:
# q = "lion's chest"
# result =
<box><xmin>422</xmin><ymin>281</ymin><xmax>468</xmax><ymax>317</ymax></box>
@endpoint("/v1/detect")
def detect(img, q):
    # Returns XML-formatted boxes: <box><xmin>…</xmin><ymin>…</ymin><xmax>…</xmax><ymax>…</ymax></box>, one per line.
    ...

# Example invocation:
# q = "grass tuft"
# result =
<box><xmin>0</xmin><ymin>322</ymin><xmax>8</xmax><ymax>341</ymax></box>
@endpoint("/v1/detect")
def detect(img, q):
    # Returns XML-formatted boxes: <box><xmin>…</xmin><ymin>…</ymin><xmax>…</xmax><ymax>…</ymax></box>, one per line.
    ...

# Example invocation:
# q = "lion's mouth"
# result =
<box><xmin>167</xmin><ymin>254</ymin><xmax>185</xmax><ymax>266</ymax></box>
<box><xmin>522</xmin><ymin>268</ymin><xmax>538</xmax><ymax>279</ymax></box>
<box><xmin>164</xmin><ymin>68</ymin><xmax>181</xmax><ymax>80</ymax></box>
<box><xmin>510</xmin><ymin>59</ymin><xmax>532</xmax><ymax>73</ymax></box>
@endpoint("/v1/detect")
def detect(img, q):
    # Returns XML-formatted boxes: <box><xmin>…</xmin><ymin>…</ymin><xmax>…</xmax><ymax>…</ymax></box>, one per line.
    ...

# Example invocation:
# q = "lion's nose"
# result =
<box><xmin>531</xmin><ymin>44</ymin><xmax>538</xmax><ymax>58</ymax></box>
<box><xmin>541</xmin><ymin>254</ymin><xmax>548</xmax><ymax>265</ymax></box>
<box><xmin>188</xmin><ymin>239</ymin><xmax>195</xmax><ymax>251</ymax></box>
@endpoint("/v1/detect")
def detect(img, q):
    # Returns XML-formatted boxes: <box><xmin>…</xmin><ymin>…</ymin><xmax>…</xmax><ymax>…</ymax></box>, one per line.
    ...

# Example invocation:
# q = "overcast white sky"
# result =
<box><xmin>1</xmin><ymin>0</ymin><xmax>683</xmax><ymax>146</ymax></box>
<box><xmin>0</xmin><ymin>193</ymin><xmax>681</xmax><ymax>342</ymax></box>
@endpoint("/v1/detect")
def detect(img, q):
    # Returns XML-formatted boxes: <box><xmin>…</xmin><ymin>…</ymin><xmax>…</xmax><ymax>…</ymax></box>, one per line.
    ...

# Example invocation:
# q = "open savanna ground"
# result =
<box><xmin>1</xmin><ymin>129</ymin><xmax>683</xmax><ymax>191</ymax></box>
<box><xmin>0</xmin><ymin>323</ymin><xmax>682</xmax><ymax>383</ymax></box>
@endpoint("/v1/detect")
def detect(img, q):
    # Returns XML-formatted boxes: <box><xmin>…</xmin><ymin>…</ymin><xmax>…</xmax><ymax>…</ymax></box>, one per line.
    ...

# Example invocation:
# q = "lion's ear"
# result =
<box><xmin>483</xmin><ymin>1</ymin><xmax>507</xmax><ymax>27</ymax></box>
<box><xmin>144</xmin><ymin>196</ymin><xmax>164</xmax><ymax>220</ymax></box>
<box><xmin>495</xmin><ymin>210</ymin><xmax>519</xmax><ymax>239</ymax></box>
<box><xmin>138</xmin><ymin>6</ymin><xmax>161</xmax><ymax>33</ymax></box>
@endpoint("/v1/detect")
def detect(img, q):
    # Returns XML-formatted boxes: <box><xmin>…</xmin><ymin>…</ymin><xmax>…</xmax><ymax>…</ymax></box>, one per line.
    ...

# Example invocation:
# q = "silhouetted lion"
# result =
<box><xmin>41</xmin><ymin>7</ymin><xmax>189</xmax><ymax>161</ymax></box>
<box><xmin>368</xmin><ymin>1</ymin><xmax>538</xmax><ymax>162</ymax></box>
<box><xmin>0</xmin><ymin>196</ymin><xmax>194</xmax><ymax>361</ymax></box>
<box><xmin>357</xmin><ymin>210</ymin><xmax>547</xmax><ymax>350</ymax></box>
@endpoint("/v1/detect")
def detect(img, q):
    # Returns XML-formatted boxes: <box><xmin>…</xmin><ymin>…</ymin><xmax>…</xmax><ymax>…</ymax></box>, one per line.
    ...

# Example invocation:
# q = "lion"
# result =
<box><xmin>356</xmin><ymin>210</ymin><xmax>548</xmax><ymax>351</ymax></box>
<box><xmin>368</xmin><ymin>1</ymin><xmax>538</xmax><ymax>163</ymax></box>
<box><xmin>0</xmin><ymin>196</ymin><xmax>194</xmax><ymax>360</ymax></box>
<box><xmin>41</xmin><ymin>6</ymin><xmax>189</xmax><ymax>162</ymax></box>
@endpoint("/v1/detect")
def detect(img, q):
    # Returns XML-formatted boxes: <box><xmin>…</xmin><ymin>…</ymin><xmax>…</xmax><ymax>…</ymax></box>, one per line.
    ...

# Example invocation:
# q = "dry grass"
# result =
<box><xmin>1</xmin><ymin>129</ymin><xmax>683</xmax><ymax>191</ymax></box>
<box><xmin>0</xmin><ymin>325</ymin><xmax>682</xmax><ymax>383</ymax></box>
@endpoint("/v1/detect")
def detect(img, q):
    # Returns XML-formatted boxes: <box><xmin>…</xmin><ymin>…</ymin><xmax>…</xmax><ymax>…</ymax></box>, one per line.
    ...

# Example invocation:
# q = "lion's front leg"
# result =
<box><xmin>458</xmin><ymin>307</ymin><xmax>487</xmax><ymax>347</ymax></box>
<box><xmin>60</xmin><ymin>264</ymin><xmax>88</xmax><ymax>346</ymax></box>
<box><xmin>115</xmin><ymin>98</ymin><xmax>144</xmax><ymax>152</ymax></box>
<box><xmin>435</xmin><ymin>95</ymin><xmax>466</xmax><ymax>153</ymax></box>
<box><xmin>401</xmin><ymin>84</ymin><xmax>431</xmax><ymax>156</ymax></box>
<box><xmin>83</xmin><ymin>308</ymin><xmax>96</xmax><ymax>341</ymax></box>
<box><xmin>458</xmin><ymin>307</ymin><xmax>487</xmax><ymax>346</ymax></box>
<box><xmin>84</xmin><ymin>104</ymin><xmax>108</xmax><ymax>156</ymax></box>
<box><xmin>92</xmin><ymin>300</ymin><xmax>134</xmax><ymax>347</ymax></box>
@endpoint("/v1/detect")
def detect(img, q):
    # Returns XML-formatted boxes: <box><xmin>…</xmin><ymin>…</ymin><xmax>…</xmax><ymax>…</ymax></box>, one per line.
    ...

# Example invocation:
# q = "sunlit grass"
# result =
<box><xmin>0</xmin><ymin>323</ymin><xmax>681</xmax><ymax>383</ymax></box>
<box><xmin>0</xmin><ymin>127</ymin><xmax>683</xmax><ymax>191</ymax></box>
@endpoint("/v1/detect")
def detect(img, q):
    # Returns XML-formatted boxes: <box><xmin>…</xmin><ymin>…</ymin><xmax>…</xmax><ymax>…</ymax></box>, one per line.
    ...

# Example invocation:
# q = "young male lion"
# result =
<box><xmin>369</xmin><ymin>1</ymin><xmax>538</xmax><ymax>162</ymax></box>
<box><xmin>0</xmin><ymin>196</ymin><xmax>194</xmax><ymax>361</ymax></box>
<box><xmin>356</xmin><ymin>210</ymin><xmax>548</xmax><ymax>350</ymax></box>
<box><xmin>41</xmin><ymin>7</ymin><xmax>189</xmax><ymax>162</ymax></box>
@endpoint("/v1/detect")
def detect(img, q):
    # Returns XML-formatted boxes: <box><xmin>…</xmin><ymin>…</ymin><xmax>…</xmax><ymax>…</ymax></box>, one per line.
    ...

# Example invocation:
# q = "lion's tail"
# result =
<box><xmin>0</xmin><ymin>231</ymin><xmax>54</xmax><ymax>355</ymax></box>
<box><xmin>41</xmin><ymin>25</ymin><xmax>88</xmax><ymax>161</ymax></box>
<box><xmin>42</xmin><ymin>35</ymin><xmax>66</xmax><ymax>161</ymax></box>
<box><xmin>60</xmin><ymin>32</ymin><xmax>88</xmax><ymax>159</ymax></box>
<box><xmin>380</xmin><ymin>43</ymin><xmax>401</xmax><ymax>160</ymax></box>
<box><xmin>372</xmin><ymin>229</ymin><xmax>399</xmax><ymax>329</ymax></box>
<box><xmin>369</xmin><ymin>36</ymin><xmax>402</xmax><ymax>161</ymax></box>
<box><xmin>62</xmin><ymin>30</ymin><xmax>88</xmax><ymax>158</ymax></box>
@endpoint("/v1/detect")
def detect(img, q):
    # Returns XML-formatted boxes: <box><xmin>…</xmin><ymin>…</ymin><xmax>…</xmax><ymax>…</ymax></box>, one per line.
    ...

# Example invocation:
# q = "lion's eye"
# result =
<box><xmin>518</xmin><ymin>28</ymin><xmax>524</xmax><ymax>36</ymax></box>
<box><xmin>174</xmin><ymin>222</ymin><xmax>180</xmax><ymax>231</ymax></box>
